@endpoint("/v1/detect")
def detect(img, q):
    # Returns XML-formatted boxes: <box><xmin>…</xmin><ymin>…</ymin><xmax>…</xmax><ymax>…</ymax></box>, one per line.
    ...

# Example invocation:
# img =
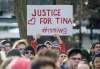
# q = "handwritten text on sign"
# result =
<box><xmin>27</xmin><ymin>5</ymin><xmax>73</xmax><ymax>36</ymax></box>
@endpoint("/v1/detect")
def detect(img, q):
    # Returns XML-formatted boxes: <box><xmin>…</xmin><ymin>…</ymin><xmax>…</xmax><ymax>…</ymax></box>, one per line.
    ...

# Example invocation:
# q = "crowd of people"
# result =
<box><xmin>0</xmin><ymin>34</ymin><xmax>100</xmax><ymax>69</ymax></box>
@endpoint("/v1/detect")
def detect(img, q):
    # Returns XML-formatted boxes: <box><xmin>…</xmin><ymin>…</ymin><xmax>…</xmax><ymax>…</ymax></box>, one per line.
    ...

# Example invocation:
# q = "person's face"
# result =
<box><xmin>93</xmin><ymin>57</ymin><xmax>100</xmax><ymax>69</ymax></box>
<box><xmin>16</xmin><ymin>44</ymin><xmax>26</xmax><ymax>49</ymax></box>
<box><xmin>46</xmin><ymin>44</ymin><xmax>52</xmax><ymax>50</ymax></box>
<box><xmin>5</xmin><ymin>43</ymin><xmax>11</xmax><ymax>52</ymax></box>
<box><xmin>58</xmin><ymin>53</ymin><xmax>67</xmax><ymax>63</ymax></box>
<box><xmin>94</xmin><ymin>44</ymin><xmax>100</xmax><ymax>53</ymax></box>
<box><xmin>68</xmin><ymin>54</ymin><xmax>82</xmax><ymax>69</ymax></box>
<box><xmin>16</xmin><ymin>44</ymin><xmax>26</xmax><ymax>53</ymax></box>
<box><xmin>24</xmin><ymin>50</ymin><xmax>34</xmax><ymax>58</ymax></box>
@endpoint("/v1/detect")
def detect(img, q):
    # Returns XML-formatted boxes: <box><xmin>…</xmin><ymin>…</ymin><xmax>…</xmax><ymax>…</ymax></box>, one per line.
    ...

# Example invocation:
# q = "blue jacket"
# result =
<box><xmin>60</xmin><ymin>64</ymin><xmax>70</xmax><ymax>69</ymax></box>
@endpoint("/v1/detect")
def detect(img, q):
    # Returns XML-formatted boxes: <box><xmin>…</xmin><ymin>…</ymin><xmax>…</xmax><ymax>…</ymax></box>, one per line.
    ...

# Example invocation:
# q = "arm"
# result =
<box><xmin>54</xmin><ymin>34</ymin><xmax>62</xmax><ymax>44</ymax></box>
<box><xmin>31</xmin><ymin>33</ymin><xmax>41</xmax><ymax>49</ymax></box>
<box><xmin>53</xmin><ymin>34</ymin><xmax>65</xmax><ymax>52</ymax></box>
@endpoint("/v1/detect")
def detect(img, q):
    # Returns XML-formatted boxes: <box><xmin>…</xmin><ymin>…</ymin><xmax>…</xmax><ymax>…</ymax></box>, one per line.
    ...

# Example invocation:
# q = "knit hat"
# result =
<box><xmin>8</xmin><ymin>57</ymin><xmax>32</xmax><ymax>69</ymax></box>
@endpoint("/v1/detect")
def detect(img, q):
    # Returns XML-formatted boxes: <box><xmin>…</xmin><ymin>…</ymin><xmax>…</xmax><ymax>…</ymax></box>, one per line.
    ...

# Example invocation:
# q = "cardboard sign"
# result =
<box><xmin>27</xmin><ymin>5</ymin><xmax>73</xmax><ymax>36</ymax></box>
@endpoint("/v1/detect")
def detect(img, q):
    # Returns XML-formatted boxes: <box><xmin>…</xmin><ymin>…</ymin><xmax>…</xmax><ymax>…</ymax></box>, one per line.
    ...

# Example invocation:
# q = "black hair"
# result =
<box><xmin>24</xmin><ymin>46</ymin><xmax>35</xmax><ymax>55</ymax></box>
<box><xmin>91</xmin><ymin>42</ymin><xmax>100</xmax><ymax>49</ymax></box>
<box><xmin>67</xmin><ymin>48</ymin><xmax>83</xmax><ymax>58</ymax></box>
<box><xmin>27</xmin><ymin>35</ymin><xmax>34</xmax><ymax>40</ymax></box>
<box><xmin>7</xmin><ymin>49</ymin><xmax>22</xmax><ymax>57</ymax></box>
<box><xmin>90</xmin><ymin>42</ymin><xmax>100</xmax><ymax>56</ymax></box>
<box><xmin>81</xmin><ymin>49</ymin><xmax>91</xmax><ymax>63</ymax></box>
<box><xmin>37</xmin><ymin>44</ymin><xmax>47</xmax><ymax>52</ymax></box>
<box><xmin>0</xmin><ymin>40</ymin><xmax>12</xmax><ymax>47</ymax></box>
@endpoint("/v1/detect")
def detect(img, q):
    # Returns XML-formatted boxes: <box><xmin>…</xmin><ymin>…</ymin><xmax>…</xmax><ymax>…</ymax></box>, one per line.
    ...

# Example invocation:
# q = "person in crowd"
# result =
<box><xmin>2</xmin><ymin>57</ymin><xmax>32</xmax><ymax>69</ymax></box>
<box><xmin>1</xmin><ymin>57</ymin><xmax>14</xmax><ymax>69</ymax></box>
<box><xmin>56</xmin><ymin>52</ymin><xmax>67</xmax><ymax>68</ymax></box>
<box><xmin>0</xmin><ymin>50</ymin><xmax>7</xmax><ymax>65</ymax></box>
<box><xmin>7</xmin><ymin>49</ymin><xmax>22</xmax><ymax>57</ymax></box>
<box><xmin>27</xmin><ymin>33</ymin><xmax>42</xmax><ymax>50</ymax></box>
<box><xmin>27</xmin><ymin>33</ymin><xmax>49</xmax><ymax>56</ymax></box>
<box><xmin>53</xmin><ymin>34</ymin><xmax>65</xmax><ymax>52</ymax></box>
<box><xmin>12</xmin><ymin>39</ymin><xmax>28</xmax><ymax>54</ymax></box>
<box><xmin>27</xmin><ymin>35</ymin><xmax>37</xmax><ymax>49</ymax></box>
<box><xmin>92</xmin><ymin>52</ymin><xmax>100</xmax><ymax>69</ymax></box>
<box><xmin>44</xmin><ymin>34</ymin><xmax>65</xmax><ymax>52</ymax></box>
<box><xmin>28</xmin><ymin>33</ymin><xmax>65</xmax><ymax>54</ymax></box>
<box><xmin>90</xmin><ymin>45</ymin><xmax>95</xmax><ymax>59</ymax></box>
<box><xmin>23</xmin><ymin>46</ymin><xmax>35</xmax><ymax>59</ymax></box>
<box><xmin>77</xmin><ymin>60</ymin><xmax>91</xmax><ymax>69</ymax></box>
<box><xmin>36</xmin><ymin>48</ymin><xmax>58</xmax><ymax>62</ymax></box>
<box><xmin>93</xmin><ymin>42</ymin><xmax>100</xmax><ymax>53</ymax></box>
<box><xmin>81</xmin><ymin>49</ymin><xmax>91</xmax><ymax>63</ymax></box>
<box><xmin>90</xmin><ymin>42</ymin><xmax>100</xmax><ymax>57</ymax></box>
<box><xmin>61</xmin><ymin>48</ymin><xmax>84</xmax><ymax>69</ymax></box>
<box><xmin>30</xmin><ymin>57</ymin><xmax>57</xmax><ymax>69</ymax></box>
<box><xmin>44</xmin><ymin>41</ymin><xmax>52</xmax><ymax>50</ymax></box>
<box><xmin>36</xmin><ymin>44</ymin><xmax>47</xmax><ymax>52</ymax></box>
<box><xmin>0</xmin><ymin>40</ymin><xmax>12</xmax><ymax>54</ymax></box>
<box><xmin>0</xmin><ymin>43</ymin><xmax>5</xmax><ymax>51</ymax></box>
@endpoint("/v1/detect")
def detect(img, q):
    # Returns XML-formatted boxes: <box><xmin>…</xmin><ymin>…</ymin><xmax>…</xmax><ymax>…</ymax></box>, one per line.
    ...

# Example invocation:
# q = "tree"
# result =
<box><xmin>14</xmin><ymin>0</ymin><xmax>64</xmax><ymax>39</ymax></box>
<box><xmin>15</xmin><ymin>0</ymin><xmax>27</xmax><ymax>39</ymax></box>
<box><xmin>56</xmin><ymin>0</ymin><xmax>64</xmax><ymax>4</ymax></box>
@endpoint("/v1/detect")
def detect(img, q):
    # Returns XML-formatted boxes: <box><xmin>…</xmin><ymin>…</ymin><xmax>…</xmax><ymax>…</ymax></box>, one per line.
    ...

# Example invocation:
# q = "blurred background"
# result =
<box><xmin>0</xmin><ymin>0</ymin><xmax>100</xmax><ymax>49</ymax></box>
